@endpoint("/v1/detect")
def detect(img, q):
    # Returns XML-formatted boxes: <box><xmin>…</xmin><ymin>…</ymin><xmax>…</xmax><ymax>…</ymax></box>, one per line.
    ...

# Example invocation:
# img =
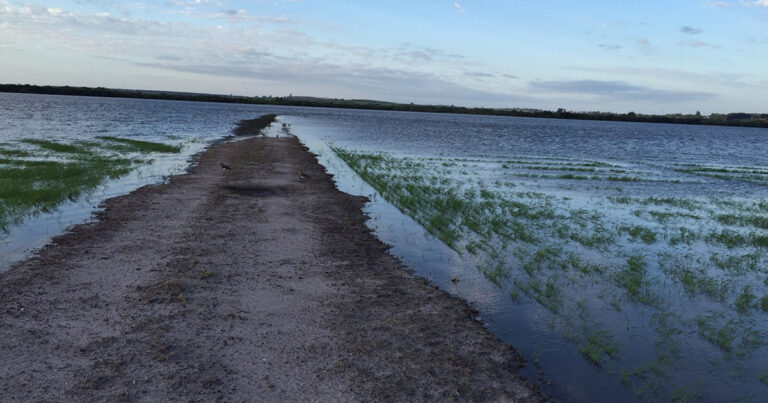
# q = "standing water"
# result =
<box><xmin>2</xmin><ymin>94</ymin><xmax>767</xmax><ymax>401</ymax></box>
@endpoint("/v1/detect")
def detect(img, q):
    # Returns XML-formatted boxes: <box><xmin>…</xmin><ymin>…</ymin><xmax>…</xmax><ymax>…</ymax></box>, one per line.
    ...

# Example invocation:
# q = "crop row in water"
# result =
<box><xmin>0</xmin><ymin>137</ymin><xmax>182</xmax><ymax>232</ymax></box>
<box><xmin>675</xmin><ymin>163</ymin><xmax>768</xmax><ymax>185</ymax></box>
<box><xmin>333</xmin><ymin>148</ymin><xmax>768</xmax><ymax>401</ymax></box>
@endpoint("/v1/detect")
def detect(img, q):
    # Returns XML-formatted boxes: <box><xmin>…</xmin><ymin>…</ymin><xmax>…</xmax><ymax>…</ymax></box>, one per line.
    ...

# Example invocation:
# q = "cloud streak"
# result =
<box><xmin>529</xmin><ymin>79</ymin><xmax>715</xmax><ymax>102</ymax></box>
<box><xmin>681</xmin><ymin>26</ymin><xmax>703</xmax><ymax>34</ymax></box>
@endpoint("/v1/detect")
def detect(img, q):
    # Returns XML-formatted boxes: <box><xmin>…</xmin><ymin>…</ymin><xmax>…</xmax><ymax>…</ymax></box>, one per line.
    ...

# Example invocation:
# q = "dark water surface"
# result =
<box><xmin>2</xmin><ymin>93</ymin><xmax>768</xmax><ymax>401</ymax></box>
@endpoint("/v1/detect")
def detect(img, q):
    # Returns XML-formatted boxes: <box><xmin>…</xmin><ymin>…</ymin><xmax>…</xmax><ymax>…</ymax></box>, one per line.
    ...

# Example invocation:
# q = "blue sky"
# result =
<box><xmin>0</xmin><ymin>0</ymin><xmax>766</xmax><ymax>113</ymax></box>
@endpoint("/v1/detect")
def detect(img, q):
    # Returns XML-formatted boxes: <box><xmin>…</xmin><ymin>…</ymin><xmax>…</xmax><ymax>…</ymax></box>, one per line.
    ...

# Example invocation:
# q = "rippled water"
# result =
<box><xmin>2</xmin><ymin>93</ymin><xmax>768</xmax><ymax>401</ymax></box>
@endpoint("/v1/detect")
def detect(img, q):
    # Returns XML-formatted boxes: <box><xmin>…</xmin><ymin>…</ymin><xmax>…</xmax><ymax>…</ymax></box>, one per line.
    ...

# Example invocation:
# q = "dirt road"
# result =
<box><xmin>0</xmin><ymin>136</ymin><xmax>542</xmax><ymax>401</ymax></box>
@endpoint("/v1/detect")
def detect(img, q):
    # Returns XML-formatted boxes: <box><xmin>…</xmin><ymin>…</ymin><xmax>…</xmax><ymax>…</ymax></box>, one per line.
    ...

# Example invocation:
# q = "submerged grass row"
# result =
<box><xmin>334</xmin><ymin>147</ymin><xmax>768</xmax><ymax>401</ymax></box>
<box><xmin>0</xmin><ymin>137</ymin><xmax>182</xmax><ymax>231</ymax></box>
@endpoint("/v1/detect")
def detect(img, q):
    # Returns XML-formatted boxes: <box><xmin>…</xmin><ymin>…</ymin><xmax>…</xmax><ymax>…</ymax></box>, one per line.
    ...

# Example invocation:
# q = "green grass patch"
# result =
<box><xmin>97</xmin><ymin>136</ymin><xmax>182</xmax><ymax>153</ymax></box>
<box><xmin>0</xmin><ymin>159</ymin><xmax>134</xmax><ymax>230</ymax></box>
<box><xmin>21</xmin><ymin>139</ymin><xmax>96</xmax><ymax>154</ymax></box>
<box><xmin>735</xmin><ymin>285</ymin><xmax>756</xmax><ymax>312</ymax></box>
<box><xmin>0</xmin><ymin>147</ymin><xmax>31</xmax><ymax>157</ymax></box>
<box><xmin>760</xmin><ymin>295</ymin><xmax>768</xmax><ymax>312</ymax></box>
<box><xmin>621</xmin><ymin>225</ymin><xmax>658</xmax><ymax>244</ymax></box>
<box><xmin>616</xmin><ymin>256</ymin><xmax>647</xmax><ymax>299</ymax></box>
<box><xmin>707</xmin><ymin>229</ymin><xmax>748</xmax><ymax>249</ymax></box>
<box><xmin>695</xmin><ymin>315</ymin><xmax>737</xmax><ymax>352</ymax></box>
<box><xmin>658</xmin><ymin>254</ymin><xmax>731</xmax><ymax>300</ymax></box>
<box><xmin>580</xmin><ymin>330</ymin><xmax>618</xmax><ymax>365</ymax></box>
<box><xmin>0</xmin><ymin>137</ymin><xmax>181</xmax><ymax>231</ymax></box>
<box><xmin>710</xmin><ymin>252</ymin><xmax>762</xmax><ymax>274</ymax></box>
<box><xmin>669</xmin><ymin>227</ymin><xmax>699</xmax><ymax>246</ymax></box>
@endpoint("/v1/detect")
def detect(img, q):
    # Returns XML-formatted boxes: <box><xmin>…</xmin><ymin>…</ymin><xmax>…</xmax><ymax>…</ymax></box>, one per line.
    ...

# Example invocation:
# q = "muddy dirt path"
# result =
<box><xmin>0</xmin><ymin>136</ymin><xmax>542</xmax><ymax>401</ymax></box>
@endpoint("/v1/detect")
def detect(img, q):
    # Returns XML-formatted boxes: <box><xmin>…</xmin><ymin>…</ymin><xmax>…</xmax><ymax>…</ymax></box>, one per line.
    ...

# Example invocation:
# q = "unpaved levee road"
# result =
<box><xmin>0</xmin><ymin>136</ymin><xmax>543</xmax><ymax>401</ymax></box>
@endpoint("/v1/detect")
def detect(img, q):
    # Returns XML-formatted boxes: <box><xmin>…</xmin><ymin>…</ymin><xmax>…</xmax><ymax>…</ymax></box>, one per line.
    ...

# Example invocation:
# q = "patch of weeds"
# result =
<box><xmin>669</xmin><ymin>227</ymin><xmax>698</xmax><ymax>246</ymax></box>
<box><xmin>761</xmin><ymin>295</ymin><xmax>768</xmax><ymax>312</ymax></box>
<box><xmin>658</xmin><ymin>254</ymin><xmax>731</xmax><ymax>300</ymax></box>
<box><xmin>740</xmin><ymin>327</ymin><xmax>767</xmax><ymax>350</ymax></box>
<box><xmin>21</xmin><ymin>139</ymin><xmax>94</xmax><ymax>154</ymax></box>
<box><xmin>0</xmin><ymin>155</ymin><xmax>136</xmax><ymax>231</ymax></box>
<box><xmin>621</xmin><ymin>225</ymin><xmax>658</xmax><ymax>244</ymax></box>
<box><xmin>640</xmin><ymin>197</ymin><xmax>700</xmax><ymax>210</ymax></box>
<box><xmin>648</xmin><ymin>210</ymin><xmax>700</xmax><ymax>223</ymax></box>
<box><xmin>752</xmin><ymin>235</ymin><xmax>768</xmax><ymax>248</ymax></box>
<box><xmin>609</xmin><ymin>196</ymin><xmax>633</xmax><ymax>204</ymax></box>
<box><xmin>710</xmin><ymin>251</ymin><xmax>762</xmax><ymax>274</ymax></box>
<box><xmin>176</xmin><ymin>293</ymin><xmax>187</xmax><ymax>303</ymax></box>
<box><xmin>735</xmin><ymin>285</ymin><xmax>756</xmax><ymax>312</ymax></box>
<box><xmin>515</xmin><ymin>276</ymin><xmax>561</xmax><ymax>313</ymax></box>
<box><xmin>557</xmin><ymin>174</ymin><xmax>589</xmax><ymax>180</ymax></box>
<box><xmin>465</xmin><ymin>240</ymin><xmax>484</xmax><ymax>255</ymax></box>
<box><xmin>566</xmin><ymin>254</ymin><xmax>608</xmax><ymax>276</ymax></box>
<box><xmin>0</xmin><ymin>147</ymin><xmax>31</xmax><ymax>157</ymax></box>
<box><xmin>760</xmin><ymin>370</ymin><xmax>768</xmax><ymax>385</ymax></box>
<box><xmin>707</xmin><ymin>229</ymin><xmax>748</xmax><ymax>249</ymax></box>
<box><xmin>539</xmin><ymin>277</ymin><xmax>562</xmax><ymax>312</ymax></box>
<box><xmin>670</xmin><ymin>383</ymin><xmax>704</xmax><ymax>403</ymax></box>
<box><xmin>616</xmin><ymin>256</ymin><xmax>646</xmax><ymax>299</ymax></box>
<box><xmin>569</xmin><ymin>228</ymin><xmax>615</xmax><ymax>249</ymax></box>
<box><xmin>695</xmin><ymin>314</ymin><xmax>737</xmax><ymax>352</ymax></box>
<box><xmin>580</xmin><ymin>330</ymin><xmax>618</xmax><ymax>365</ymax></box>
<box><xmin>523</xmin><ymin>247</ymin><xmax>561</xmax><ymax>276</ymax></box>
<box><xmin>0</xmin><ymin>137</ymin><xmax>181</xmax><ymax>231</ymax></box>
<box><xmin>481</xmin><ymin>260</ymin><xmax>509</xmax><ymax>286</ymax></box>
<box><xmin>199</xmin><ymin>269</ymin><xmax>212</xmax><ymax>280</ymax></box>
<box><xmin>593</xmin><ymin>175</ymin><xmax>641</xmax><ymax>182</ymax></box>
<box><xmin>97</xmin><ymin>136</ymin><xmax>182</xmax><ymax>153</ymax></box>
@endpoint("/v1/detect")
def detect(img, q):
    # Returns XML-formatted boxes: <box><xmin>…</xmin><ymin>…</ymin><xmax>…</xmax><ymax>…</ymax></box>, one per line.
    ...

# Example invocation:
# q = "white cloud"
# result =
<box><xmin>741</xmin><ymin>0</ymin><xmax>768</xmax><ymax>6</ymax></box>
<box><xmin>454</xmin><ymin>2</ymin><xmax>464</xmax><ymax>13</ymax></box>
<box><xmin>704</xmin><ymin>1</ymin><xmax>731</xmax><ymax>7</ymax></box>
<box><xmin>0</xmin><ymin>2</ymin><xmax>502</xmax><ymax>105</ymax></box>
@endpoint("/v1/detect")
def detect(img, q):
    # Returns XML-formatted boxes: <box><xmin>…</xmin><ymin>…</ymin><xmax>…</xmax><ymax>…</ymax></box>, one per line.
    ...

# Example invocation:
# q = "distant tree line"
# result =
<box><xmin>2</xmin><ymin>83</ymin><xmax>766</xmax><ymax>129</ymax></box>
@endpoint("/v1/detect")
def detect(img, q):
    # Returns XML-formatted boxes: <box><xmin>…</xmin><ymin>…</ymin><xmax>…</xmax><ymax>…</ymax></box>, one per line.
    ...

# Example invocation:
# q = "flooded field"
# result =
<box><xmin>0</xmin><ymin>93</ymin><xmax>282</xmax><ymax>268</ymax></box>
<box><xmin>290</xmin><ymin>110</ymin><xmax>768</xmax><ymax>401</ymax></box>
<box><xmin>2</xmin><ymin>93</ymin><xmax>767</xmax><ymax>401</ymax></box>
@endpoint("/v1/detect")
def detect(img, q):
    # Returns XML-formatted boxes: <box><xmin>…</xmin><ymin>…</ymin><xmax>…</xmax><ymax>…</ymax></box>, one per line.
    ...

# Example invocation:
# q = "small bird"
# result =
<box><xmin>299</xmin><ymin>170</ymin><xmax>310</xmax><ymax>179</ymax></box>
<box><xmin>220</xmin><ymin>162</ymin><xmax>232</xmax><ymax>171</ymax></box>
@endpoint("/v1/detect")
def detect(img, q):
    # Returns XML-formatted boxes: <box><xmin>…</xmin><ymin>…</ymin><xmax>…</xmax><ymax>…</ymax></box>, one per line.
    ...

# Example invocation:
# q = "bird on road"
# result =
<box><xmin>299</xmin><ymin>170</ymin><xmax>310</xmax><ymax>180</ymax></box>
<box><xmin>220</xmin><ymin>162</ymin><xmax>232</xmax><ymax>171</ymax></box>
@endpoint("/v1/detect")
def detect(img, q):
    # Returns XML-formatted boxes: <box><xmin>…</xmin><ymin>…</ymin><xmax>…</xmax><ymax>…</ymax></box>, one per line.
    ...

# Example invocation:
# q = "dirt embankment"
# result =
<box><xmin>0</xmin><ymin>135</ymin><xmax>543</xmax><ymax>401</ymax></box>
<box><xmin>232</xmin><ymin>115</ymin><xmax>278</xmax><ymax>136</ymax></box>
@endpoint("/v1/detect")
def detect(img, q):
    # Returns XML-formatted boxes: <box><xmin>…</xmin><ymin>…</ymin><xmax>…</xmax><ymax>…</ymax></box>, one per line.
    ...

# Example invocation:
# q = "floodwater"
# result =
<box><xmin>2</xmin><ymin>93</ymin><xmax>768</xmax><ymax>401</ymax></box>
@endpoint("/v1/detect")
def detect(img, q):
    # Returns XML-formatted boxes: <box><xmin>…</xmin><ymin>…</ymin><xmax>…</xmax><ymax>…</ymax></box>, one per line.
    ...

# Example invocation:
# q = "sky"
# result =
<box><xmin>0</xmin><ymin>1</ymin><xmax>766</xmax><ymax>114</ymax></box>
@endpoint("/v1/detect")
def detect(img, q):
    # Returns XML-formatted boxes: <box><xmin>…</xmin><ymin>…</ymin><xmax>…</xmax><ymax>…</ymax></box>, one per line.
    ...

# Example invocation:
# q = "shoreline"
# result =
<box><xmin>0</xmin><ymin>135</ymin><xmax>543</xmax><ymax>400</ymax></box>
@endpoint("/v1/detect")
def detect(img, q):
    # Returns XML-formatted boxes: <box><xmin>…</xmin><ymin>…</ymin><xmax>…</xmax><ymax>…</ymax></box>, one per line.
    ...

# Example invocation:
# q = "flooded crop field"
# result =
<box><xmin>291</xmin><ymin>110</ymin><xmax>768</xmax><ymax>402</ymax></box>
<box><xmin>2</xmin><ymin>93</ymin><xmax>767</xmax><ymax>401</ymax></box>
